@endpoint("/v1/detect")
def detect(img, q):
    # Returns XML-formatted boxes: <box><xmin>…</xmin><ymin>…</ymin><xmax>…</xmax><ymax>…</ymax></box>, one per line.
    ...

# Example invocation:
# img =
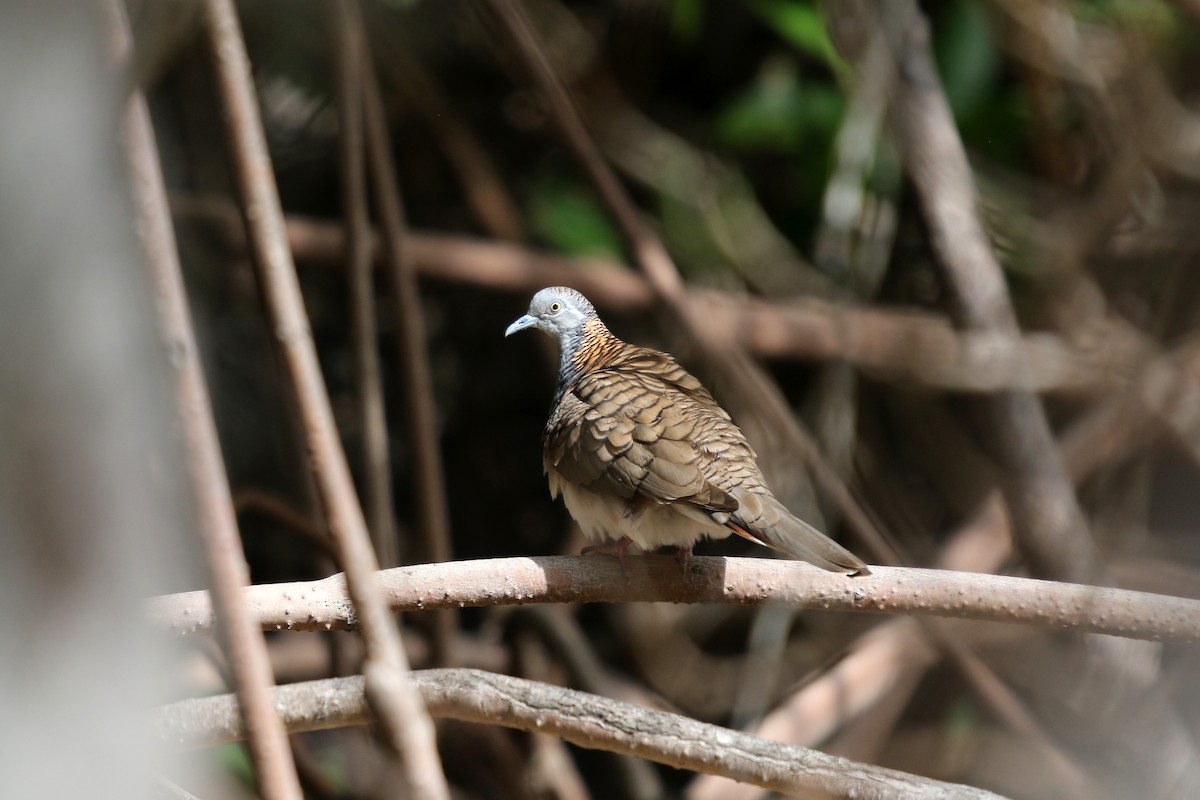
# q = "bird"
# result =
<box><xmin>505</xmin><ymin>286</ymin><xmax>869</xmax><ymax>576</ymax></box>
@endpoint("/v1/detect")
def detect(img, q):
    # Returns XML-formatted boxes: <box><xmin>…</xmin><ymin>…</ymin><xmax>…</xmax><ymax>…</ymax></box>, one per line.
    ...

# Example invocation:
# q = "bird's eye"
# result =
<box><xmin>548</xmin><ymin>301</ymin><xmax>562</xmax><ymax>314</ymax></box>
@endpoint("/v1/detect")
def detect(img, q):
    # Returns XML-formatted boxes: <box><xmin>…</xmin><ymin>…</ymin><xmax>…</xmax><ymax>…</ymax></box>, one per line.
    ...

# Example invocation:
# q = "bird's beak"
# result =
<box><xmin>505</xmin><ymin>314</ymin><xmax>538</xmax><ymax>337</ymax></box>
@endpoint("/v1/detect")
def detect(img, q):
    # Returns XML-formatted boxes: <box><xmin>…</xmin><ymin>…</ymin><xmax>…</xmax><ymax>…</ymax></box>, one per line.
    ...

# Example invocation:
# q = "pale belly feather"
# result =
<box><xmin>549</xmin><ymin>470</ymin><xmax>731</xmax><ymax>551</ymax></box>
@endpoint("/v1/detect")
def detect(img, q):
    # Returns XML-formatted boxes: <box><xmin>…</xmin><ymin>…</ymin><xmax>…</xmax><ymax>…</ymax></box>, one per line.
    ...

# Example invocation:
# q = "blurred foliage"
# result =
<box><xmin>524</xmin><ymin>172</ymin><xmax>623</xmax><ymax>258</ymax></box>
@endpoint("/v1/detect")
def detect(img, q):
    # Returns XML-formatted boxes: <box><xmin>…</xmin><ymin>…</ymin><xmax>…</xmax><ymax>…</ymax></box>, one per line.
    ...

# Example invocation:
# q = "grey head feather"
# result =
<box><xmin>504</xmin><ymin>286</ymin><xmax>600</xmax><ymax>344</ymax></box>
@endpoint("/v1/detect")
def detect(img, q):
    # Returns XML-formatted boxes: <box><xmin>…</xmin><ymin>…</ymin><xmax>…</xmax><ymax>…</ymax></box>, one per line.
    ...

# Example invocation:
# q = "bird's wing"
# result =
<box><xmin>543</xmin><ymin>351</ymin><xmax>751</xmax><ymax>513</ymax></box>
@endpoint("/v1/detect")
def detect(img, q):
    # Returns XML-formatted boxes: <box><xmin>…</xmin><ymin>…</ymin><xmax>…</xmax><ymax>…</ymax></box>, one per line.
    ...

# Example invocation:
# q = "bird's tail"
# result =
<box><xmin>727</xmin><ymin>493</ymin><xmax>869</xmax><ymax>575</ymax></box>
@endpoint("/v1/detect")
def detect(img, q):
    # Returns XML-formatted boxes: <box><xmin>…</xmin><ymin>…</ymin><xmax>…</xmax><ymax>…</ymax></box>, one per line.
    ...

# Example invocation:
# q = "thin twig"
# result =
<box><xmin>103</xmin><ymin>2</ymin><xmax>301</xmax><ymax>798</ymax></box>
<box><xmin>358</xmin><ymin>9</ymin><xmax>458</xmax><ymax>665</ymax></box>
<box><xmin>154</xmin><ymin>669</ymin><xmax>1011</xmax><ymax>800</ymax></box>
<box><xmin>369</xmin><ymin>15</ymin><xmax>525</xmax><ymax>240</ymax></box>
<box><xmin>481</xmin><ymin>0</ymin><xmax>684</xmax><ymax>301</ymax></box>
<box><xmin>232</xmin><ymin>489</ymin><xmax>334</xmax><ymax>556</ymax></box>
<box><xmin>335</xmin><ymin>0</ymin><xmax>398</xmax><ymax>568</ymax></box>
<box><xmin>201</xmin><ymin>2</ymin><xmax>448</xmax><ymax>797</ymax></box>
<box><xmin>147</xmin><ymin>555</ymin><xmax>1200</xmax><ymax>643</ymax></box>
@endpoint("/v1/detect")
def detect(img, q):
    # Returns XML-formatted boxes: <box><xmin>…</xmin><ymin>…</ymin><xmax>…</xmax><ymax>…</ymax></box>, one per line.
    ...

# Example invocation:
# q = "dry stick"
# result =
<box><xmin>155</xmin><ymin>669</ymin><xmax>1010</xmax><ymax>800</ymax></box>
<box><xmin>201</xmin><ymin>2</ymin><xmax>449</xmax><ymax>798</ymax></box>
<box><xmin>233</xmin><ymin>489</ymin><xmax>335</xmax><ymax>557</ymax></box>
<box><xmin>147</xmin><ymin>556</ymin><xmax>1200</xmax><ymax>643</ymax></box>
<box><xmin>514</xmin><ymin>607</ymin><xmax>667</xmax><ymax>799</ymax></box>
<box><xmin>1062</xmin><ymin>338</ymin><xmax>1200</xmax><ymax>482</ymax></box>
<box><xmin>512</xmin><ymin>634</ymin><xmax>594</xmax><ymax>800</ymax></box>
<box><xmin>101</xmin><ymin>2</ymin><xmax>302</xmax><ymax>798</ymax></box>
<box><xmin>335</xmin><ymin>1</ymin><xmax>398</xmax><ymax>569</ymax></box>
<box><xmin>358</xmin><ymin>17</ymin><xmax>458</xmax><ymax>666</ymax></box>
<box><xmin>172</xmin><ymin>196</ymin><xmax>1143</xmax><ymax>395</ymax></box>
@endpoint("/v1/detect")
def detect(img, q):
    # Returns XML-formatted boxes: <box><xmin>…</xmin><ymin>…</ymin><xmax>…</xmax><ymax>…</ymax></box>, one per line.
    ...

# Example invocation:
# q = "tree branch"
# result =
<box><xmin>829</xmin><ymin>0</ymin><xmax>1105</xmax><ymax>584</ymax></box>
<box><xmin>358</xmin><ymin>4</ymin><xmax>458</xmax><ymax>666</ymax></box>
<box><xmin>104</xmin><ymin>2</ymin><xmax>302</xmax><ymax>797</ymax></box>
<box><xmin>171</xmin><ymin>196</ymin><xmax>1144</xmax><ymax>395</ymax></box>
<box><xmin>147</xmin><ymin>556</ymin><xmax>1200</xmax><ymax>643</ymax></box>
<box><xmin>335</xmin><ymin>0</ymin><xmax>397</xmax><ymax>570</ymax></box>
<box><xmin>154</xmin><ymin>669</ymin><xmax>1010</xmax><ymax>800</ymax></box>
<box><xmin>202</xmin><ymin>1</ymin><xmax>448</xmax><ymax>796</ymax></box>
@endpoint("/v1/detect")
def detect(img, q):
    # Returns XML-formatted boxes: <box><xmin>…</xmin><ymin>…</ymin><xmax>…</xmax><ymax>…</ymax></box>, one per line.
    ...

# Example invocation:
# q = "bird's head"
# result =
<box><xmin>504</xmin><ymin>286</ymin><xmax>598</xmax><ymax>344</ymax></box>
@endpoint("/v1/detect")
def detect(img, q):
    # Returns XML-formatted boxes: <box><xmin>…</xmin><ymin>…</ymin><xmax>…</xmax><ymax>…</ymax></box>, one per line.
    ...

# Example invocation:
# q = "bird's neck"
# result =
<box><xmin>554</xmin><ymin>318</ymin><xmax>621</xmax><ymax>401</ymax></box>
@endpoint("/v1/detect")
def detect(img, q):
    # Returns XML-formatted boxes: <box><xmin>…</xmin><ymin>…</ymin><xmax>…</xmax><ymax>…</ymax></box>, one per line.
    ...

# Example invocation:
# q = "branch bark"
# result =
<box><xmin>335</xmin><ymin>0</ymin><xmax>397</xmax><ymax>570</ymax></box>
<box><xmin>147</xmin><ymin>555</ymin><xmax>1200</xmax><ymax>643</ymax></box>
<box><xmin>154</xmin><ymin>669</ymin><xmax>1010</xmax><ymax>800</ymax></box>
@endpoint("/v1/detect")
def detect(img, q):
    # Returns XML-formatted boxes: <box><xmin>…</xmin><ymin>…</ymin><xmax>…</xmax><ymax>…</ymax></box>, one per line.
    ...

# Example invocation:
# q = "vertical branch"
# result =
<box><xmin>201</xmin><ymin>2</ymin><xmax>449</xmax><ymax>798</ymax></box>
<box><xmin>359</xmin><ymin>17</ymin><xmax>458</xmax><ymax>663</ymax></box>
<box><xmin>835</xmin><ymin>0</ymin><xmax>1107</xmax><ymax>586</ymax></box>
<box><xmin>335</xmin><ymin>0</ymin><xmax>397</xmax><ymax>569</ymax></box>
<box><xmin>101</xmin><ymin>2</ymin><xmax>302</xmax><ymax>798</ymax></box>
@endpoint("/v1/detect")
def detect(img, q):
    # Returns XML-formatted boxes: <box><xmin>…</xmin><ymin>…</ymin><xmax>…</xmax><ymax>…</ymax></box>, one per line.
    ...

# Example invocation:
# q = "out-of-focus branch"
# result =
<box><xmin>369</xmin><ymin>16</ymin><xmax>525</xmax><ymax>241</ymax></box>
<box><xmin>147</xmin><ymin>555</ymin><xmax>1200</xmax><ymax>643</ymax></box>
<box><xmin>828</xmin><ymin>0</ymin><xmax>1106</xmax><ymax>585</ymax></box>
<box><xmin>173</xmin><ymin>195</ymin><xmax>1146</xmax><ymax>394</ymax></box>
<box><xmin>686</xmin><ymin>496</ymin><xmax>1099</xmax><ymax>800</ymax></box>
<box><xmin>103</xmin><ymin>2</ymin><xmax>301</xmax><ymax>798</ymax></box>
<box><xmin>202</xmin><ymin>1</ymin><xmax>448</xmax><ymax>797</ymax></box>
<box><xmin>155</xmin><ymin>669</ymin><xmax>1010</xmax><ymax>800</ymax></box>
<box><xmin>232</xmin><ymin>489</ymin><xmax>333</xmax><ymax>556</ymax></box>
<box><xmin>1062</xmin><ymin>337</ymin><xmax>1200</xmax><ymax>481</ymax></box>
<box><xmin>359</xmin><ymin>13</ymin><xmax>458</xmax><ymax>666</ymax></box>
<box><xmin>335</xmin><ymin>1</ymin><xmax>397</xmax><ymax>569</ymax></box>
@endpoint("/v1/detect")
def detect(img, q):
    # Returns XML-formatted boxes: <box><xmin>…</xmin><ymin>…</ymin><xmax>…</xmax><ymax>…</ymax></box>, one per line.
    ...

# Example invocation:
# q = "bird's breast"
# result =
<box><xmin>546</xmin><ymin>465</ymin><xmax>730</xmax><ymax>551</ymax></box>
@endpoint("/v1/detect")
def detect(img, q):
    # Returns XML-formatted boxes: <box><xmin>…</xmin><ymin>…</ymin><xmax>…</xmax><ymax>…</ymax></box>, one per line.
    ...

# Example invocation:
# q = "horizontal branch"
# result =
<box><xmin>147</xmin><ymin>556</ymin><xmax>1200</xmax><ymax>643</ymax></box>
<box><xmin>154</xmin><ymin>668</ymin><xmax>1007</xmax><ymax>800</ymax></box>
<box><xmin>171</xmin><ymin>194</ymin><xmax>1142</xmax><ymax>394</ymax></box>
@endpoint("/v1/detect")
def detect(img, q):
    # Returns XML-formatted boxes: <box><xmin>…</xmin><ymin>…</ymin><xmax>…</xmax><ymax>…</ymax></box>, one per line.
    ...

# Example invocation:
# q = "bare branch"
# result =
<box><xmin>148</xmin><ymin>555</ymin><xmax>1200</xmax><ymax>643</ymax></box>
<box><xmin>358</xmin><ymin>6</ymin><xmax>458</xmax><ymax>665</ymax></box>
<box><xmin>831</xmin><ymin>0</ymin><xmax>1106</xmax><ymax>584</ymax></box>
<box><xmin>104</xmin><ymin>2</ymin><xmax>301</xmax><ymax>797</ymax></box>
<box><xmin>201</xmin><ymin>1</ymin><xmax>448</xmax><ymax>796</ymax></box>
<box><xmin>368</xmin><ymin>18</ymin><xmax>525</xmax><ymax>241</ymax></box>
<box><xmin>335</xmin><ymin>1</ymin><xmax>397</xmax><ymax>569</ymax></box>
<box><xmin>172</xmin><ymin>196</ymin><xmax>1145</xmax><ymax>394</ymax></box>
<box><xmin>154</xmin><ymin>669</ymin><xmax>1010</xmax><ymax>800</ymax></box>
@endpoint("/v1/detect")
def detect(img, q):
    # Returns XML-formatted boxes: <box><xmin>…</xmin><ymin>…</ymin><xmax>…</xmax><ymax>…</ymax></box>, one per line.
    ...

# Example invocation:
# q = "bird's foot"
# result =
<box><xmin>582</xmin><ymin>536</ymin><xmax>634</xmax><ymax>577</ymax></box>
<box><xmin>675</xmin><ymin>544</ymin><xmax>693</xmax><ymax>571</ymax></box>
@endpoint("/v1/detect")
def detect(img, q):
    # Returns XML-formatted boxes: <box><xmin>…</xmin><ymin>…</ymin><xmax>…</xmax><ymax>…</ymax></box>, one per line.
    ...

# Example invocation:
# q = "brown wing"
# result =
<box><xmin>543</xmin><ymin>348</ymin><xmax>758</xmax><ymax>513</ymax></box>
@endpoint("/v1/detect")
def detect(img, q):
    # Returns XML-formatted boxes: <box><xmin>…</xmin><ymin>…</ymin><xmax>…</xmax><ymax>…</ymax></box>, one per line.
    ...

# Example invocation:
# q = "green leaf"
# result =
<box><xmin>713</xmin><ymin>55</ymin><xmax>843</xmax><ymax>154</ymax></box>
<box><xmin>526</xmin><ymin>176</ymin><xmax>623</xmax><ymax>259</ymax></box>
<box><xmin>671</xmin><ymin>0</ymin><xmax>704</xmax><ymax>45</ymax></box>
<box><xmin>747</xmin><ymin>0</ymin><xmax>845</xmax><ymax>73</ymax></box>
<box><xmin>934</xmin><ymin>0</ymin><xmax>1001</xmax><ymax>120</ymax></box>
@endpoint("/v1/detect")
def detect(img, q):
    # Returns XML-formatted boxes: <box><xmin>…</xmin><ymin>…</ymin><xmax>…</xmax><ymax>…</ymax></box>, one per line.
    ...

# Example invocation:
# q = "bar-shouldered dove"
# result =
<box><xmin>506</xmin><ymin>286</ymin><xmax>869</xmax><ymax>575</ymax></box>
